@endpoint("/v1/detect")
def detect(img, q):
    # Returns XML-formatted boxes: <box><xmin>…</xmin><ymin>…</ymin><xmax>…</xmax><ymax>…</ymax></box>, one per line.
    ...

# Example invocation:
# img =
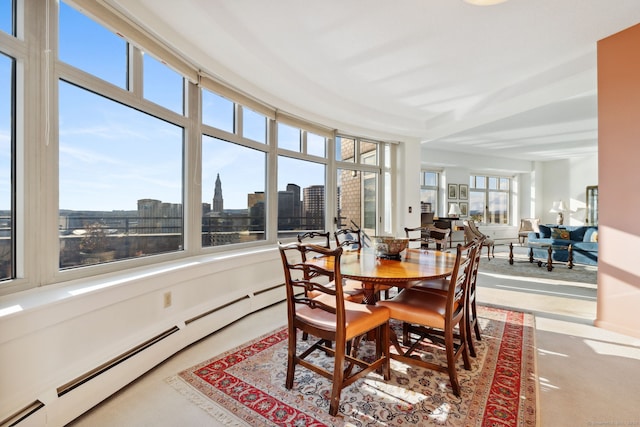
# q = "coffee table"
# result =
<box><xmin>509</xmin><ymin>242</ymin><xmax>573</xmax><ymax>271</ymax></box>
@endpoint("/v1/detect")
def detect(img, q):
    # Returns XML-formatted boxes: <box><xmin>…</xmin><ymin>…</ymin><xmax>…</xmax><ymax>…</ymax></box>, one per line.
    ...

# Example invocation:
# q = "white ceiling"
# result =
<box><xmin>106</xmin><ymin>0</ymin><xmax>640</xmax><ymax>161</ymax></box>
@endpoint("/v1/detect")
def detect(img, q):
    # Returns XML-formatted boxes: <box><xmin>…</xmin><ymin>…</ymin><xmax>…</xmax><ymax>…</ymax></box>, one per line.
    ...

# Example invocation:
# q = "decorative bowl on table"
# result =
<box><xmin>371</xmin><ymin>236</ymin><xmax>409</xmax><ymax>260</ymax></box>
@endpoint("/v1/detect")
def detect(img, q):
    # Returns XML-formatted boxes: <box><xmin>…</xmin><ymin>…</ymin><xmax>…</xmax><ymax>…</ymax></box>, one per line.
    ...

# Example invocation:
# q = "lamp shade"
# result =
<box><xmin>448</xmin><ymin>203</ymin><xmax>461</xmax><ymax>217</ymax></box>
<box><xmin>557</xmin><ymin>200</ymin><xmax>568</xmax><ymax>212</ymax></box>
<box><xmin>550</xmin><ymin>200</ymin><xmax>568</xmax><ymax>213</ymax></box>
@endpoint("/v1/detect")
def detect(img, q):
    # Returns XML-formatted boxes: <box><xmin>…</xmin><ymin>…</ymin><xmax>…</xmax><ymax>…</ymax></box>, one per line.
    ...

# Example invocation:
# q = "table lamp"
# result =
<box><xmin>448</xmin><ymin>203</ymin><xmax>461</xmax><ymax>218</ymax></box>
<box><xmin>549</xmin><ymin>200</ymin><xmax>568</xmax><ymax>225</ymax></box>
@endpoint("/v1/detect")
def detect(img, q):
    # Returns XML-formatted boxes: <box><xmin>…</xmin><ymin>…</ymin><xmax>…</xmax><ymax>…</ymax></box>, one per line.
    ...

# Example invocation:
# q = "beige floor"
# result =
<box><xmin>68</xmin><ymin>246</ymin><xmax>640</xmax><ymax>427</ymax></box>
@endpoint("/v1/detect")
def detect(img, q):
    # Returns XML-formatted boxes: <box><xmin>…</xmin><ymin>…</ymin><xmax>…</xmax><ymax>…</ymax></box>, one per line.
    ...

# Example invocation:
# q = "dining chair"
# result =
<box><xmin>377</xmin><ymin>241</ymin><xmax>477</xmax><ymax>396</ymax></box>
<box><xmin>404</xmin><ymin>226</ymin><xmax>429</xmax><ymax>249</ymax></box>
<box><xmin>465</xmin><ymin>236</ymin><xmax>485</xmax><ymax>357</ymax></box>
<box><xmin>297</xmin><ymin>231</ymin><xmax>331</xmax><ymax>248</ymax></box>
<box><xmin>278</xmin><ymin>242</ymin><xmax>390</xmax><ymax>416</ymax></box>
<box><xmin>297</xmin><ymin>231</ymin><xmax>365</xmax><ymax>304</ymax></box>
<box><xmin>404</xmin><ymin>226</ymin><xmax>450</xmax><ymax>251</ymax></box>
<box><xmin>427</xmin><ymin>227</ymin><xmax>451</xmax><ymax>251</ymax></box>
<box><xmin>405</xmin><ymin>236</ymin><xmax>485</xmax><ymax>357</ymax></box>
<box><xmin>335</xmin><ymin>227</ymin><xmax>393</xmax><ymax>300</ymax></box>
<box><xmin>464</xmin><ymin>220</ymin><xmax>495</xmax><ymax>260</ymax></box>
<box><xmin>334</xmin><ymin>227</ymin><xmax>362</xmax><ymax>250</ymax></box>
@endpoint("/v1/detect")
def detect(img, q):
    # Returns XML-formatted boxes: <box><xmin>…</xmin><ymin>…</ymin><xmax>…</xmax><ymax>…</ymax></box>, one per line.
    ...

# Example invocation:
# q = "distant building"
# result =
<box><xmin>278</xmin><ymin>184</ymin><xmax>301</xmax><ymax>230</ymax></box>
<box><xmin>248</xmin><ymin>191</ymin><xmax>265</xmax><ymax>210</ymax></box>
<box><xmin>138</xmin><ymin>199</ymin><xmax>182</xmax><ymax>233</ymax></box>
<box><xmin>212</xmin><ymin>173</ymin><xmax>224</xmax><ymax>213</ymax></box>
<box><xmin>303</xmin><ymin>185</ymin><xmax>324</xmax><ymax>229</ymax></box>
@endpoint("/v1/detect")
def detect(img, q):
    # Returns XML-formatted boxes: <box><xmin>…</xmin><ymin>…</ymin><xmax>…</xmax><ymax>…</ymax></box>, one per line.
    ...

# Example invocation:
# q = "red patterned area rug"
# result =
<box><xmin>167</xmin><ymin>306</ymin><xmax>538</xmax><ymax>426</ymax></box>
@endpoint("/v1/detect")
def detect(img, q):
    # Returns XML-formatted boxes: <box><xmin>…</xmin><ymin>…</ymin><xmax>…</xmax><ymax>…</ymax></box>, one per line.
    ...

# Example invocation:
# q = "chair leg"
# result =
<box><xmin>459</xmin><ymin>319</ymin><xmax>472</xmax><ymax>371</ymax></box>
<box><xmin>402</xmin><ymin>322</ymin><xmax>410</xmax><ymax>346</ymax></box>
<box><xmin>445</xmin><ymin>326</ymin><xmax>461</xmax><ymax>396</ymax></box>
<box><xmin>466</xmin><ymin>314</ymin><xmax>477</xmax><ymax>358</ymax></box>
<box><xmin>381</xmin><ymin>323</ymin><xmax>390</xmax><ymax>381</ymax></box>
<box><xmin>472</xmin><ymin>299</ymin><xmax>482</xmax><ymax>341</ymax></box>
<box><xmin>467</xmin><ymin>298</ymin><xmax>482</xmax><ymax>358</ymax></box>
<box><xmin>286</xmin><ymin>328</ymin><xmax>297</xmax><ymax>389</ymax></box>
<box><xmin>329</xmin><ymin>339</ymin><xmax>346</xmax><ymax>416</ymax></box>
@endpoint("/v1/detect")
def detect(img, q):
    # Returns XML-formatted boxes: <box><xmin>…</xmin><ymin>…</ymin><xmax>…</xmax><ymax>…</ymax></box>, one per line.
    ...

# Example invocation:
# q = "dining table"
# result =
<box><xmin>309</xmin><ymin>247</ymin><xmax>458</xmax><ymax>305</ymax></box>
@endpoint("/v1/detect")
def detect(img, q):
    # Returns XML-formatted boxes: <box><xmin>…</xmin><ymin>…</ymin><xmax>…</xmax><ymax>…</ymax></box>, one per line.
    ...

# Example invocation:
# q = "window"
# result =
<box><xmin>143</xmin><ymin>53</ymin><xmax>184</xmax><ymax>115</ymax></box>
<box><xmin>202</xmin><ymin>89</ymin><xmax>234</xmax><ymax>133</ymax></box>
<box><xmin>1</xmin><ymin>0</ymin><xmax>14</xmax><ymax>36</ymax></box>
<box><xmin>277</xmin><ymin>156</ymin><xmax>325</xmax><ymax>238</ymax></box>
<box><xmin>59</xmin><ymin>2</ymin><xmax>127</xmax><ymax>89</ymax></box>
<box><xmin>58</xmin><ymin>81</ymin><xmax>184</xmax><ymax>268</ymax></box>
<box><xmin>277</xmin><ymin>123</ymin><xmax>300</xmax><ymax>152</ymax></box>
<box><xmin>0</xmin><ymin>52</ymin><xmax>14</xmax><ymax>281</ymax></box>
<box><xmin>306</xmin><ymin>132</ymin><xmax>325</xmax><ymax>157</ymax></box>
<box><xmin>2</xmin><ymin>1</ymin><xmax>398</xmax><ymax>293</ymax></box>
<box><xmin>242</xmin><ymin>107</ymin><xmax>267</xmax><ymax>144</ymax></box>
<box><xmin>335</xmin><ymin>136</ymin><xmax>355</xmax><ymax>162</ymax></box>
<box><xmin>420</xmin><ymin>171</ymin><xmax>439</xmax><ymax>214</ymax></box>
<box><xmin>336</xmin><ymin>169</ymin><xmax>378</xmax><ymax>237</ymax></box>
<box><xmin>469</xmin><ymin>175</ymin><xmax>510</xmax><ymax>224</ymax></box>
<box><xmin>335</xmin><ymin>136</ymin><xmax>382</xmax><ymax>238</ymax></box>
<box><xmin>201</xmin><ymin>136</ymin><xmax>266</xmax><ymax>247</ymax></box>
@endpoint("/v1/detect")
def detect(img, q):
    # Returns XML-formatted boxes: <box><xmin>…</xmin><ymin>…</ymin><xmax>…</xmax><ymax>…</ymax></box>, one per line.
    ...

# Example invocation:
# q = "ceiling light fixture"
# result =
<box><xmin>464</xmin><ymin>0</ymin><xmax>509</xmax><ymax>5</ymax></box>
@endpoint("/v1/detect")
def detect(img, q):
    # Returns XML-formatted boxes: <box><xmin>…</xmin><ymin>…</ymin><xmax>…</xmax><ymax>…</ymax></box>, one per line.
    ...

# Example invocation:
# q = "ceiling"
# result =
<box><xmin>105</xmin><ymin>0</ymin><xmax>640</xmax><ymax>161</ymax></box>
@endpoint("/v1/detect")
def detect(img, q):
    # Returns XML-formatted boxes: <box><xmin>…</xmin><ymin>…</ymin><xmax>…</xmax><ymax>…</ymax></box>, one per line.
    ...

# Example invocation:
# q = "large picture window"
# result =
<box><xmin>58</xmin><ymin>82</ymin><xmax>184</xmax><ymax>268</ymax></box>
<box><xmin>469</xmin><ymin>175</ymin><xmax>510</xmax><ymax>225</ymax></box>
<box><xmin>0</xmin><ymin>1</ymin><xmax>397</xmax><ymax>293</ymax></box>
<box><xmin>277</xmin><ymin>156</ymin><xmax>326</xmax><ymax>238</ymax></box>
<box><xmin>202</xmin><ymin>136</ymin><xmax>266</xmax><ymax>247</ymax></box>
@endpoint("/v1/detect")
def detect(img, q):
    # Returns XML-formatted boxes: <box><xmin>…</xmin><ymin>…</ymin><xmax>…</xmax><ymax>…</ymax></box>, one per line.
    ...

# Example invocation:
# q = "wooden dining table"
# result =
<box><xmin>309</xmin><ymin>247</ymin><xmax>458</xmax><ymax>304</ymax></box>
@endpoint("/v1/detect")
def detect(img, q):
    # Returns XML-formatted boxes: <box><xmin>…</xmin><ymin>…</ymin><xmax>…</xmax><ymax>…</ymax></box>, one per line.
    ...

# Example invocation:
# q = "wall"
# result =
<box><xmin>416</xmin><ymin>149</ymin><xmax>598</xmax><ymax>244</ymax></box>
<box><xmin>596</xmin><ymin>23</ymin><xmax>640</xmax><ymax>338</ymax></box>
<box><xmin>537</xmin><ymin>154</ymin><xmax>598</xmax><ymax>225</ymax></box>
<box><xmin>420</xmin><ymin>147</ymin><xmax>533</xmax><ymax>243</ymax></box>
<box><xmin>0</xmin><ymin>249</ymin><xmax>285</xmax><ymax>426</ymax></box>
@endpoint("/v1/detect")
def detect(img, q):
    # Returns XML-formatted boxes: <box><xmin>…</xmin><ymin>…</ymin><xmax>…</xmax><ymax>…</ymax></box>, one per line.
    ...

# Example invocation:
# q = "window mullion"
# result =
<box><xmin>129</xmin><ymin>44</ymin><xmax>142</xmax><ymax>98</ymax></box>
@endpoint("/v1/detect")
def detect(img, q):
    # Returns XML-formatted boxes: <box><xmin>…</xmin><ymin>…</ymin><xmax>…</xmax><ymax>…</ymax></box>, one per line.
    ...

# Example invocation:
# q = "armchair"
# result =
<box><xmin>518</xmin><ymin>218</ymin><xmax>540</xmax><ymax>244</ymax></box>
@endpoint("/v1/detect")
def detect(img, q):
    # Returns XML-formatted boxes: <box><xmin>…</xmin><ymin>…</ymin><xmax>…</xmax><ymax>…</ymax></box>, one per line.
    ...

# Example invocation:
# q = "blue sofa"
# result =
<box><xmin>527</xmin><ymin>225</ymin><xmax>598</xmax><ymax>266</ymax></box>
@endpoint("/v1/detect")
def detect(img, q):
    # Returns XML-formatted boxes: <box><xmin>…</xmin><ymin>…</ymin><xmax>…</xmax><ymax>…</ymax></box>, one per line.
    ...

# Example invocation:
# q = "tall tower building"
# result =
<box><xmin>212</xmin><ymin>173</ymin><xmax>224</xmax><ymax>213</ymax></box>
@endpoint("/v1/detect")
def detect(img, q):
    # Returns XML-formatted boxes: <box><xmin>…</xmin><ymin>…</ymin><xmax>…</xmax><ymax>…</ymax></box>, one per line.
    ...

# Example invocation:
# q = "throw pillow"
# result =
<box><xmin>591</xmin><ymin>231</ymin><xmax>598</xmax><ymax>242</ymax></box>
<box><xmin>551</xmin><ymin>228</ymin><xmax>570</xmax><ymax>240</ymax></box>
<box><xmin>538</xmin><ymin>224</ymin><xmax>552</xmax><ymax>238</ymax></box>
<box><xmin>583</xmin><ymin>228</ymin><xmax>596</xmax><ymax>242</ymax></box>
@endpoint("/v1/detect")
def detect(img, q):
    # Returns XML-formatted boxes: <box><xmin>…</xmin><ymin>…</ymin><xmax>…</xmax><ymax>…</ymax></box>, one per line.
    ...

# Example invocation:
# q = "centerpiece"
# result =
<box><xmin>371</xmin><ymin>236</ymin><xmax>409</xmax><ymax>260</ymax></box>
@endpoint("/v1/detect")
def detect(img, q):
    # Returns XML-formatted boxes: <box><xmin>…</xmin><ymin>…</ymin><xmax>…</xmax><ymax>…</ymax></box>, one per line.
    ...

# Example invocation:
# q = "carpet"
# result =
<box><xmin>167</xmin><ymin>306</ymin><xmax>538</xmax><ymax>426</ymax></box>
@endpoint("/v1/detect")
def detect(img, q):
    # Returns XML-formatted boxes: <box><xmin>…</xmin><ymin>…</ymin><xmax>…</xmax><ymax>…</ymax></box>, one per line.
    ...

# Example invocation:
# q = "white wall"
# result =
<box><xmin>396</xmin><ymin>140</ymin><xmax>422</xmax><ymax>235</ymax></box>
<box><xmin>0</xmin><ymin>249</ymin><xmax>285</xmax><ymax>426</ymax></box>
<box><xmin>414</xmin><ymin>148</ymin><xmax>598</xmax><ymax>240</ymax></box>
<box><xmin>537</xmin><ymin>154</ymin><xmax>598</xmax><ymax>225</ymax></box>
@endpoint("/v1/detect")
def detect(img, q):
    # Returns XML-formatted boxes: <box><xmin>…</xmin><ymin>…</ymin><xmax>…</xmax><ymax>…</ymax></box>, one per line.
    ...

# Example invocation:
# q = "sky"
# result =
<box><xmin>23</xmin><ymin>1</ymin><xmax>326</xmax><ymax>212</ymax></box>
